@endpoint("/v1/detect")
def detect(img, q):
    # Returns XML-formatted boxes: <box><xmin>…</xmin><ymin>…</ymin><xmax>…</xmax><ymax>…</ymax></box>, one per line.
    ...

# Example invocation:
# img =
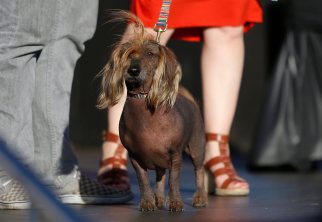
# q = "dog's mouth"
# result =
<box><xmin>125</xmin><ymin>76</ymin><xmax>143</xmax><ymax>91</ymax></box>
<box><xmin>125</xmin><ymin>75</ymin><xmax>151</xmax><ymax>98</ymax></box>
<box><xmin>125</xmin><ymin>63</ymin><xmax>151</xmax><ymax>96</ymax></box>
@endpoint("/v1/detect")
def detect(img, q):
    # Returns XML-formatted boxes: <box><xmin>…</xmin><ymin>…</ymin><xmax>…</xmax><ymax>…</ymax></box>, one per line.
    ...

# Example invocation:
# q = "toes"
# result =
<box><xmin>140</xmin><ymin>200</ymin><xmax>157</xmax><ymax>211</ymax></box>
<box><xmin>216</xmin><ymin>175</ymin><xmax>249</xmax><ymax>190</ymax></box>
<box><xmin>154</xmin><ymin>195</ymin><xmax>165</xmax><ymax>209</ymax></box>
<box><xmin>228</xmin><ymin>180</ymin><xmax>249</xmax><ymax>189</ymax></box>
<box><xmin>192</xmin><ymin>191</ymin><xmax>208</xmax><ymax>208</ymax></box>
<box><xmin>168</xmin><ymin>199</ymin><xmax>184</xmax><ymax>212</ymax></box>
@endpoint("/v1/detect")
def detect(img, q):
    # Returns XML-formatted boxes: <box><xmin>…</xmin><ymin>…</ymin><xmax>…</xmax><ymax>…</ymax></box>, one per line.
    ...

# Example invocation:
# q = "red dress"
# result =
<box><xmin>131</xmin><ymin>0</ymin><xmax>263</xmax><ymax>42</ymax></box>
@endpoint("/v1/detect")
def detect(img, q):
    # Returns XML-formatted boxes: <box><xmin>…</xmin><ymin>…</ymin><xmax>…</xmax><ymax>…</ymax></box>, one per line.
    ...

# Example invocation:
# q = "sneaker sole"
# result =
<box><xmin>0</xmin><ymin>193</ymin><xmax>134</xmax><ymax>209</ymax></box>
<box><xmin>0</xmin><ymin>201</ymin><xmax>30</xmax><ymax>210</ymax></box>
<box><xmin>60</xmin><ymin>192</ymin><xmax>134</xmax><ymax>205</ymax></box>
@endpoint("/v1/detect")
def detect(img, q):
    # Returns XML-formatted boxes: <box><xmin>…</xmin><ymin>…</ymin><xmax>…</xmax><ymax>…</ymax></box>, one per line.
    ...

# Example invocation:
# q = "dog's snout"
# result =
<box><xmin>127</xmin><ymin>66</ymin><xmax>141</xmax><ymax>76</ymax></box>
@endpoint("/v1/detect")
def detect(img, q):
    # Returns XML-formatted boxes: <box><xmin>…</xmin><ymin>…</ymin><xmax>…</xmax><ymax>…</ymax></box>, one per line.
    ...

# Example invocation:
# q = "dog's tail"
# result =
<box><xmin>178</xmin><ymin>86</ymin><xmax>200</xmax><ymax>108</ymax></box>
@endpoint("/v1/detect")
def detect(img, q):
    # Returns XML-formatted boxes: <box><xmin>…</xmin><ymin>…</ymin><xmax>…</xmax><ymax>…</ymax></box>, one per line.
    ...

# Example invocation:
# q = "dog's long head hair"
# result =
<box><xmin>97</xmin><ymin>11</ymin><xmax>182</xmax><ymax>112</ymax></box>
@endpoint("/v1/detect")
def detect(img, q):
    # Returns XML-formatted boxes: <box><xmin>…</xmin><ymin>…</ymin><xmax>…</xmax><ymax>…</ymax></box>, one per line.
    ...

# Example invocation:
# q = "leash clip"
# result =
<box><xmin>153</xmin><ymin>24</ymin><xmax>167</xmax><ymax>43</ymax></box>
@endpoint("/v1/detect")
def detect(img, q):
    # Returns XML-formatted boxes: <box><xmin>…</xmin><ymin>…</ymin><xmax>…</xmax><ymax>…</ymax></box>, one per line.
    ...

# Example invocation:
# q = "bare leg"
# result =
<box><xmin>98</xmin><ymin>87</ymin><xmax>127</xmax><ymax>175</ymax></box>
<box><xmin>97</xmin><ymin>26</ymin><xmax>132</xmax><ymax>177</ymax></box>
<box><xmin>201</xmin><ymin>26</ymin><xmax>249</xmax><ymax>190</ymax></box>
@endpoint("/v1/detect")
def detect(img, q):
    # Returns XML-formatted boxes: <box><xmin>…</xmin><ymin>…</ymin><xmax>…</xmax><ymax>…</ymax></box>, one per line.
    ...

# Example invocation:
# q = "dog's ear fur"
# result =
<box><xmin>147</xmin><ymin>46</ymin><xmax>182</xmax><ymax>111</ymax></box>
<box><xmin>97</xmin><ymin>44</ymin><xmax>127</xmax><ymax>109</ymax></box>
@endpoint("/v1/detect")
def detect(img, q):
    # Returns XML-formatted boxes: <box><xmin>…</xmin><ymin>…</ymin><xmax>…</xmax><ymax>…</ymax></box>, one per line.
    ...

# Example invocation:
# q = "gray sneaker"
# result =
<box><xmin>59</xmin><ymin>173</ymin><xmax>133</xmax><ymax>205</ymax></box>
<box><xmin>0</xmin><ymin>174</ymin><xmax>133</xmax><ymax>210</ymax></box>
<box><xmin>0</xmin><ymin>180</ymin><xmax>30</xmax><ymax>210</ymax></box>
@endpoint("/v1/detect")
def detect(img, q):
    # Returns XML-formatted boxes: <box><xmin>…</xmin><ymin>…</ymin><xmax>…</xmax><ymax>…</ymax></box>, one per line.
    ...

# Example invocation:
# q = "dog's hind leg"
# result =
<box><xmin>189</xmin><ymin>146</ymin><xmax>208</xmax><ymax>208</ymax></box>
<box><xmin>130</xmin><ymin>157</ymin><xmax>156</xmax><ymax>211</ymax></box>
<box><xmin>155</xmin><ymin>168</ymin><xmax>166</xmax><ymax>209</ymax></box>
<box><xmin>192</xmin><ymin>166</ymin><xmax>208</xmax><ymax>207</ymax></box>
<box><xmin>168</xmin><ymin>153</ymin><xmax>184</xmax><ymax>212</ymax></box>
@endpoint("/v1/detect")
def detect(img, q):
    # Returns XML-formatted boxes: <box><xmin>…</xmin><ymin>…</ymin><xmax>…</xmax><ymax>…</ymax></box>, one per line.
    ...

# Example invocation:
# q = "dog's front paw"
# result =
<box><xmin>192</xmin><ymin>190</ymin><xmax>208</xmax><ymax>208</ymax></box>
<box><xmin>168</xmin><ymin>199</ymin><xmax>184</xmax><ymax>212</ymax></box>
<box><xmin>140</xmin><ymin>199</ymin><xmax>157</xmax><ymax>211</ymax></box>
<box><xmin>154</xmin><ymin>194</ymin><xmax>165</xmax><ymax>209</ymax></box>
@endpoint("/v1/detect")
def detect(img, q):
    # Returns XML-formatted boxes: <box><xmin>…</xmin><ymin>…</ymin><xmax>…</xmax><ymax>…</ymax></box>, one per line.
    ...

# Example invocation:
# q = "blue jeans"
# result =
<box><xmin>0</xmin><ymin>0</ymin><xmax>98</xmax><ymax>192</ymax></box>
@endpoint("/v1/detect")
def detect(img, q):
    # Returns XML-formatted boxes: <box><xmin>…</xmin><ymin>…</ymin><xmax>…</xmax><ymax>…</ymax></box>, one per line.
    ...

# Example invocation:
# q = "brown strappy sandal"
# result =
<box><xmin>97</xmin><ymin>131</ymin><xmax>130</xmax><ymax>190</ymax></box>
<box><xmin>204</xmin><ymin>133</ymin><xmax>249</xmax><ymax>196</ymax></box>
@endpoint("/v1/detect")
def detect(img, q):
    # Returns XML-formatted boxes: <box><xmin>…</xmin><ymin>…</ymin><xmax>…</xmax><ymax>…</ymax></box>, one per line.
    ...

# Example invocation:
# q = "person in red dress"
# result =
<box><xmin>98</xmin><ymin>0</ymin><xmax>262</xmax><ymax>196</ymax></box>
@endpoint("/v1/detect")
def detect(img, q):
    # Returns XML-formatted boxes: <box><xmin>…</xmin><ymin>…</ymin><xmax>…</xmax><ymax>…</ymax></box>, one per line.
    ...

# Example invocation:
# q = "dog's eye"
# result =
<box><xmin>146</xmin><ymin>51</ymin><xmax>154</xmax><ymax>57</ymax></box>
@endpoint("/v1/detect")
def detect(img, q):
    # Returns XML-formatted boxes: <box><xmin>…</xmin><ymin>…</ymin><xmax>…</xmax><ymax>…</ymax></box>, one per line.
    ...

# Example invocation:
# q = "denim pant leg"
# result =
<box><xmin>0</xmin><ymin>0</ymin><xmax>41</xmax><ymax>184</ymax></box>
<box><xmin>33</xmin><ymin>0</ymin><xmax>99</xmax><ymax>192</ymax></box>
<box><xmin>0</xmin><ymin>0</ymin><xmax>98</xmax><ymax>191</ymax></box>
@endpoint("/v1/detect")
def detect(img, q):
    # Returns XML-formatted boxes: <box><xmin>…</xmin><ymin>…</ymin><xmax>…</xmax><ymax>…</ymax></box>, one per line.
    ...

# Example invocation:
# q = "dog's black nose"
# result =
<box><xmin>127</xmin><ymin>67</ymin><xmax>140</xmax><ymax>76</ymax></box>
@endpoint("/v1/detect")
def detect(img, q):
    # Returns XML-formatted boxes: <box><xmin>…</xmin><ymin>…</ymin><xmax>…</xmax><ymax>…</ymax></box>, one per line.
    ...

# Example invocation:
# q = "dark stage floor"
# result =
<box><xmin>1</xmin><ymin>147</ymin><xmax>322</xmax><ymax>222</ymax></box>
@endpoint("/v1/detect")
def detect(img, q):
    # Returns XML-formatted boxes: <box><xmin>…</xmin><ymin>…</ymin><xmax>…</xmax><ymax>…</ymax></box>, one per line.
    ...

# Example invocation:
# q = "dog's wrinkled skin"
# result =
<box><xmin>98</xmin><ymin>12</ymin><xmax>208</xmax><ymax>211</ymax></box>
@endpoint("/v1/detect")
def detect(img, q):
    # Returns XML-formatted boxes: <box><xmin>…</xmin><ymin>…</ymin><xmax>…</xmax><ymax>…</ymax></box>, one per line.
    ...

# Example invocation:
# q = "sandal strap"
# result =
<box><xmin>204</xmin><ymin>156</ymin><xmax>230</xmax><ymax>169</ymax></box>
<box><xmin>206</xmin><ymin>133</ymin><xmax>229</xmax><ymax>143</ymax></box>
<box><xmin>205</xmin><ymin>132</ymin><xmax>246</xmax><ymax>189</ymax></box>
<box><xmin>206</xmin><ymin>133</ymin><xmax>230</xmax><ymax>156</ymax></box>
<box><xmin>100</xmin><ymin>157</ymin><xmax>128</xmax><ymax>168</ymax></box>
<box><xmin>214</xmin><ymin>167</ymin><xmax>236</xmax><ymax>177</ymax></box>
<box><xmin>100</xmin><ymin>131</ymin><xmax>127</xmax><ymax>169</ymax></box>
<box><xmin>102</xmin><ymin>131</ymin><xmax>119</xmax><ymax>143</ymax></box>
<box><xmin>221</xmin><ymin>177</ymin><xmax>245</xmax><ymax>189</ymax></box>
